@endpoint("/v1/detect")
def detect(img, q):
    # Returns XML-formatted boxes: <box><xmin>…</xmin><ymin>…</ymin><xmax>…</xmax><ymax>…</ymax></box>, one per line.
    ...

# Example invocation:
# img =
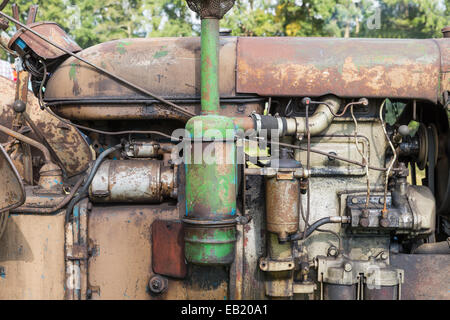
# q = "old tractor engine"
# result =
<box><xmin>0</xmin><ymin>1</ymin><xmax>449</xmax><ymax>300</ymax></box>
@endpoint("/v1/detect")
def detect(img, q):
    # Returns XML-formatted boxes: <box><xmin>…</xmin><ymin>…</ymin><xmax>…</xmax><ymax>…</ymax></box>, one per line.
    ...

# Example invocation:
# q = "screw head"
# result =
<box><xmin>148</xmin><ymin>275</ymin><xmax>167</xmax><ymax>294</ymax></box>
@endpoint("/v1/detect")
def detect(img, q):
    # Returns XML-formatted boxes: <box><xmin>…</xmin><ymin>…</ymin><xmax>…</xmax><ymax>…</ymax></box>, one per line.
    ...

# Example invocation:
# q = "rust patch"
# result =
<box><xmin>237</xmin><ymin>37</ymin><xmax>441</xmax><ymax>102</ymax></box>
<box><xmin>152</xmin><ymin>220</ymin><xmax>187</xmax><ymax>279</ymax></box>
<box><xmin>390</xmin><ymin>254</ymin><xmax>450</xmax><ymax>300</ymax></box>
<box><xmin>0</xmin><ymin>76</ymin><xmax>92</xmax><ymax>177</ymax></box>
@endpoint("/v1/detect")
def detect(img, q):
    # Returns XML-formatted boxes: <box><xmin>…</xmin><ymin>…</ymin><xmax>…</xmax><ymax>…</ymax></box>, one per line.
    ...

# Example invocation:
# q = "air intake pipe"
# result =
<box><xmin>233</xmin><ymin>95</ymin><xmax>342</xmax><ymax>137</ymax></box>
<box><xmin>183</xmin><ymin>0</ymin><xmax>237</xmax><ymax>265</ymax></box>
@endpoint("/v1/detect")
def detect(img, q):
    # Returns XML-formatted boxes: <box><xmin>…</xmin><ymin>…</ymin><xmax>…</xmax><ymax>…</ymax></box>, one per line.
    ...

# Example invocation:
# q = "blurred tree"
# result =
<box><xmin>359</xmin><ymin>0</ymin><xmax>449</xmax><ymax>38</ymax></box>
<box><xmin>0</xmin><ymin>0</ymin><xmax>195</xmax><ymax>52</ymax></box>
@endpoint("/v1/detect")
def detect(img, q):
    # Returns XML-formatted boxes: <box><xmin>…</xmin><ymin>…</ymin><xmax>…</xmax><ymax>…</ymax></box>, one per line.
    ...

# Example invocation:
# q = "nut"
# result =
<box><xmin>327</xmin><ymin>246</ymin><xmax>338</xmax><ymax>257</ymax></box>
<box><xmin>379</xmin><ymin>217</ymin><xmax>390</xmax><ymax>228</ymax></box>
<box><xmin>359</xmin><ymin>217</ymin><xmax>370</xmax><ymax>228</ymax></box>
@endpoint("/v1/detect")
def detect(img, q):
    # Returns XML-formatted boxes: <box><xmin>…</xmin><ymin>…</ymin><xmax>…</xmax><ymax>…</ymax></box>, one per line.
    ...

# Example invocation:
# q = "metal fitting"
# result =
<box><xmin>148</xmin><ymin>275</ymin><xmax>168</xmax><ymax>294</ymax></box>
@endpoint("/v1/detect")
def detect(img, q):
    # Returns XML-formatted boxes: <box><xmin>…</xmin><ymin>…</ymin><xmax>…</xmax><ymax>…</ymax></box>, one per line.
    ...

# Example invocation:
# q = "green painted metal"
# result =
<box><xmin>184</xmin><ymin>225</ymin><xmax>237</xmax><ymax>265</ymax></box>
<box><xmin>184</xmin><ymin>114</ymin><xmax>237</xmax><ymax>265</ymax></box>
<box><xmin>185</xmin><ymin>115</ymin><xmax>236</xmax><ymax>218</ymax></box>
<box><xmin>200</xmin><ymin>18</ymin><xmax>220</xmax><ymax>114</ymax></box>
<box><xmin>184</xmin><ymin>14</ymin><xmax>237</xmax><ymax>265</ymax></box>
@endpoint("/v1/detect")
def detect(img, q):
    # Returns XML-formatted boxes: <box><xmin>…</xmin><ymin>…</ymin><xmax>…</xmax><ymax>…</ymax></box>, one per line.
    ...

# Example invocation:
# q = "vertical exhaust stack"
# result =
<box><xmin>183</xmin><ymin>0</ymin><xmax>238</xmax><ymax>265</ymax></box>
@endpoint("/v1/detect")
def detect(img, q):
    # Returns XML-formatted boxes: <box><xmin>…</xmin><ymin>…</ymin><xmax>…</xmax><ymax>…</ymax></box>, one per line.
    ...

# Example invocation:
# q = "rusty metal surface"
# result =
<box><xmin>152</xmin><ymin>220</ymin><xmax>187</xmax><ymax>278</ymax></box>
<box><xmin>390</xmin><ymin>254</ymin><xmax>450</xmax><ymax>300</ymax></box>
<box><xmin>49</xmin><ymin>101</ymin><xmax>263</xmax><ymax>121</ymax></box>
<box><xmin>0</xmin><ymin>210</ymin><xmax>66</xmax><ymax>299</ymax></box>
<box><xmin>237</xmin><ymin>37</ymin><xmax>441</xmax><ymax>103</ymax></box>
<box><xmin>0</xmin><ymin>145</ymin><xmax>24</xmax><ymax>212</ymax></box>
<box><xmin>88</xmin><ymin>204</ymin><xmax>228</xmax><ymax>300</ymax></box>
<box><xmin>435</xmin><ymin>39</ymin><xmax>450</xmax><ymax>73</ymax></box>
<box><xmin>89</xmin><ymin>160</ymin><xmax>175</xmax><ymax>203</ymax></box>
<box><xmin>45</xmin><ymin>37</ymin><xmax>236</xmax><ymax>102</ymax></box>
<box><xmin>265</xmin><ymin>177</ymin><xmax>299</xmax><ymax>240</ymax></box>
<box><xmin>8</xmin><ymin>22</ymin><xmax>81</xmax><ymax>59</ymax></box>
<box><xmin>0</xmin><ymin>76</ymin><xmax>92</xmax><ymax>177</ymax></box>
<box><xmin>435</xmin><ymin>39</ymin><xmax>450</xmax><ymax>103</ymax></box>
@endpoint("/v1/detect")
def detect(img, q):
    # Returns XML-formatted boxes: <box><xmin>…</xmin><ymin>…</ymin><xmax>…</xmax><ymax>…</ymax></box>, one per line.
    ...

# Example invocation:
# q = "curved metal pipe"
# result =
<box><xmin>65</xmin><ymin>144</ymin><xmax>122</xmax><ymax>223</ymax></box>
<box><xmin>0</xmin><ymin>123</ymin><xmax>52</xmax><ymax>162</ymax></box>
<box><xmin>233</xmin><ymin>96</ymin><xmax>342</xmax><ymax>137</ymax></box>
<box><xmin>293</xmin><ymin>95</ymin><xmax>341</xmax><ymax>136</ymax></box>
<box><xmin>288</xmin><ymin>216</ymin><xmax>350</xmax><ymax>241</ymax></box>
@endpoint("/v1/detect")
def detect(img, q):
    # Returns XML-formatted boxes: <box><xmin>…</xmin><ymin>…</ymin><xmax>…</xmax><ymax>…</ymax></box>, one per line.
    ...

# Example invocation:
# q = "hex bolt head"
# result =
<box><xmin>359</xmin><ymin>217</ymin><xmax>370</xmax><ymax>228</ymax></box>
<box><xmin>327</xmin><ymin>246</ymin><xmax>338</xmax><ymax>257</ymax></box>
<box><xmin>380</xmin><ymin>218</ymin><xmax>390</xmax><ymax>228</ymax></box>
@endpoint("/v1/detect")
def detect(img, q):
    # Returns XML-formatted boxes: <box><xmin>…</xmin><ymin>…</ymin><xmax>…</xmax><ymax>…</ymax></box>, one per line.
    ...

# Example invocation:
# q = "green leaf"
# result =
<box><xmin>384</xmin><ymin>99</ymin><xmax>406</xmax><ymax>126</ymax></box>
<box><xmin>407</xmin><ymin>120</ymin><xmax>420</xmax><ymax>137</ymax></box>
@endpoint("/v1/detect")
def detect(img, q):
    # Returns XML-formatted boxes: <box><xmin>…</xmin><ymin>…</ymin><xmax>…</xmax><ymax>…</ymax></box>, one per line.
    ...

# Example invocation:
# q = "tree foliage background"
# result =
<box><xmin>1</xmin><ymin>0</ymin><xmax>449</xmax><ymax>60</ymax></box>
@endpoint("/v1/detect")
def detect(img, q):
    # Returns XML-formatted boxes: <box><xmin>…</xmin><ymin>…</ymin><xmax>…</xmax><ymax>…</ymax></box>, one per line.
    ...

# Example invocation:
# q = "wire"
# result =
<box><xmin>316</xmin><ymin>227</ymin><xmax>343</xmax><ymax>251</ymax></box>
<box><xmin>0</xmin><ymin>10</ymin><xmax>195</xmax><ymax>118</ymax></box>
<box><xmin>258</xmin><ymin>139</ymin><xmax>389</xmax><ymax>172</ymax></box>
<box><xmin>11</xmin><ymin>174</ymin><xmax>84</xmax><ymax>214</ymax></box>
<box><xmin>308</xmin><ymin>99</ymin><xmax>367</xmax><ymax>118</ymax></box>
<box><xmin>36</xmin><ymin>62</ymin><xmax>176</xmax><ymax>141</ymax></box>
<box><xmin>379</xmin><ymin>99</ymin><xmax>397</xmax><ymax>213</ymax></box>
<box><xmin>65</xmin><ymin>144</ymin><xmax>122</xmax><ymax>223</ymax></box>
<box><xmin>44</xmin><ymin>107</ymin><xmax>175</xmax><ymax>140</ymax></box>
<box><xmin>303</xmin><ymin>103</ymin><xmax>311</xmax><ymax>240</ymax></box>
<box><xmin>350</xmin><ymin>104</ymin><xmax>370</xmax><ymax>209</ymax></box>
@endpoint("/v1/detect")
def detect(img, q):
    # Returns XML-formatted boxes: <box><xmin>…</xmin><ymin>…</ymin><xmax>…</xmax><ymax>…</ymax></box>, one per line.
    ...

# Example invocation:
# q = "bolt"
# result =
<box><xmin>344</xmin><ymin>263</ymin><xmax>352</xmax><ymax>272</ymax></box>
<box><xmin>380</xmin><ymin>252</ymin><xmax>388</xmax><ymax>260</ymax></box>
<box><xmin>359</xmin><ymin>217</ymin><xmax>370</xmax><ymax>228</ymax></box>
<box><xmin>351</xmin><ymin>197</ymin><xmax>359</xmax><ymax>204</ymax></box>
<box><xmin>148</xmin><ymin>275</ymin><xmax>167</xmax><ymax>294</ymax></box>
<box><xmin>380</xmin><ymin>217</ymin><xmax>390</xmax><ymax>228</ymax></box>
<box><xmin>327</xmin><ymin>246</ymin><xmax>338</xmax><ymax>257</ymax></box>
<box><xmin>327</xmin><ymin>151</ymin><xmax>337</xmax><ymax>161</ymax></box>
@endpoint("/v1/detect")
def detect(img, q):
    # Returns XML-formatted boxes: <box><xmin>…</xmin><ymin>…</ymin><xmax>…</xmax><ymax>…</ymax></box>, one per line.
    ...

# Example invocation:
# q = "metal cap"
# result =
<box><xmin>186</xmin><ymin>0</ymin><xmax>235</xmax><ymax>19</ymax></box>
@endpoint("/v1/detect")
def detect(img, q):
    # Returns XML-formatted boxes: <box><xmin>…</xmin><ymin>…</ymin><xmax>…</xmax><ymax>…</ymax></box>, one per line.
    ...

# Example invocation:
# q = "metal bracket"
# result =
<box><xmin>67</xmin><ymin>244</ymin><xmax>88</xmax><ymax>260</ymax></box>
<box><xmin>259</xmin><ymin>257</ymin><xmax>295</xmax><ymax>272</ymax></box>
<box><xmin>292</xmin><ymin>282</ymin><xmax>317</xmax><ymax>294</ymax></box>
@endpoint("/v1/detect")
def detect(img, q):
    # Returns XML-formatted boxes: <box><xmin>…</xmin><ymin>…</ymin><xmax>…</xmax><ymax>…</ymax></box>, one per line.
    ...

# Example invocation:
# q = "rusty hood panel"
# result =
<box><xmin>236</xmin><ymin>37</ymin><xmax>442</xmax><ymax>102</ymax></box>
<box><xmin>44</xmin><ymin>37</ymin><xmax>237</xmax><ymax>102</ymax></box>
